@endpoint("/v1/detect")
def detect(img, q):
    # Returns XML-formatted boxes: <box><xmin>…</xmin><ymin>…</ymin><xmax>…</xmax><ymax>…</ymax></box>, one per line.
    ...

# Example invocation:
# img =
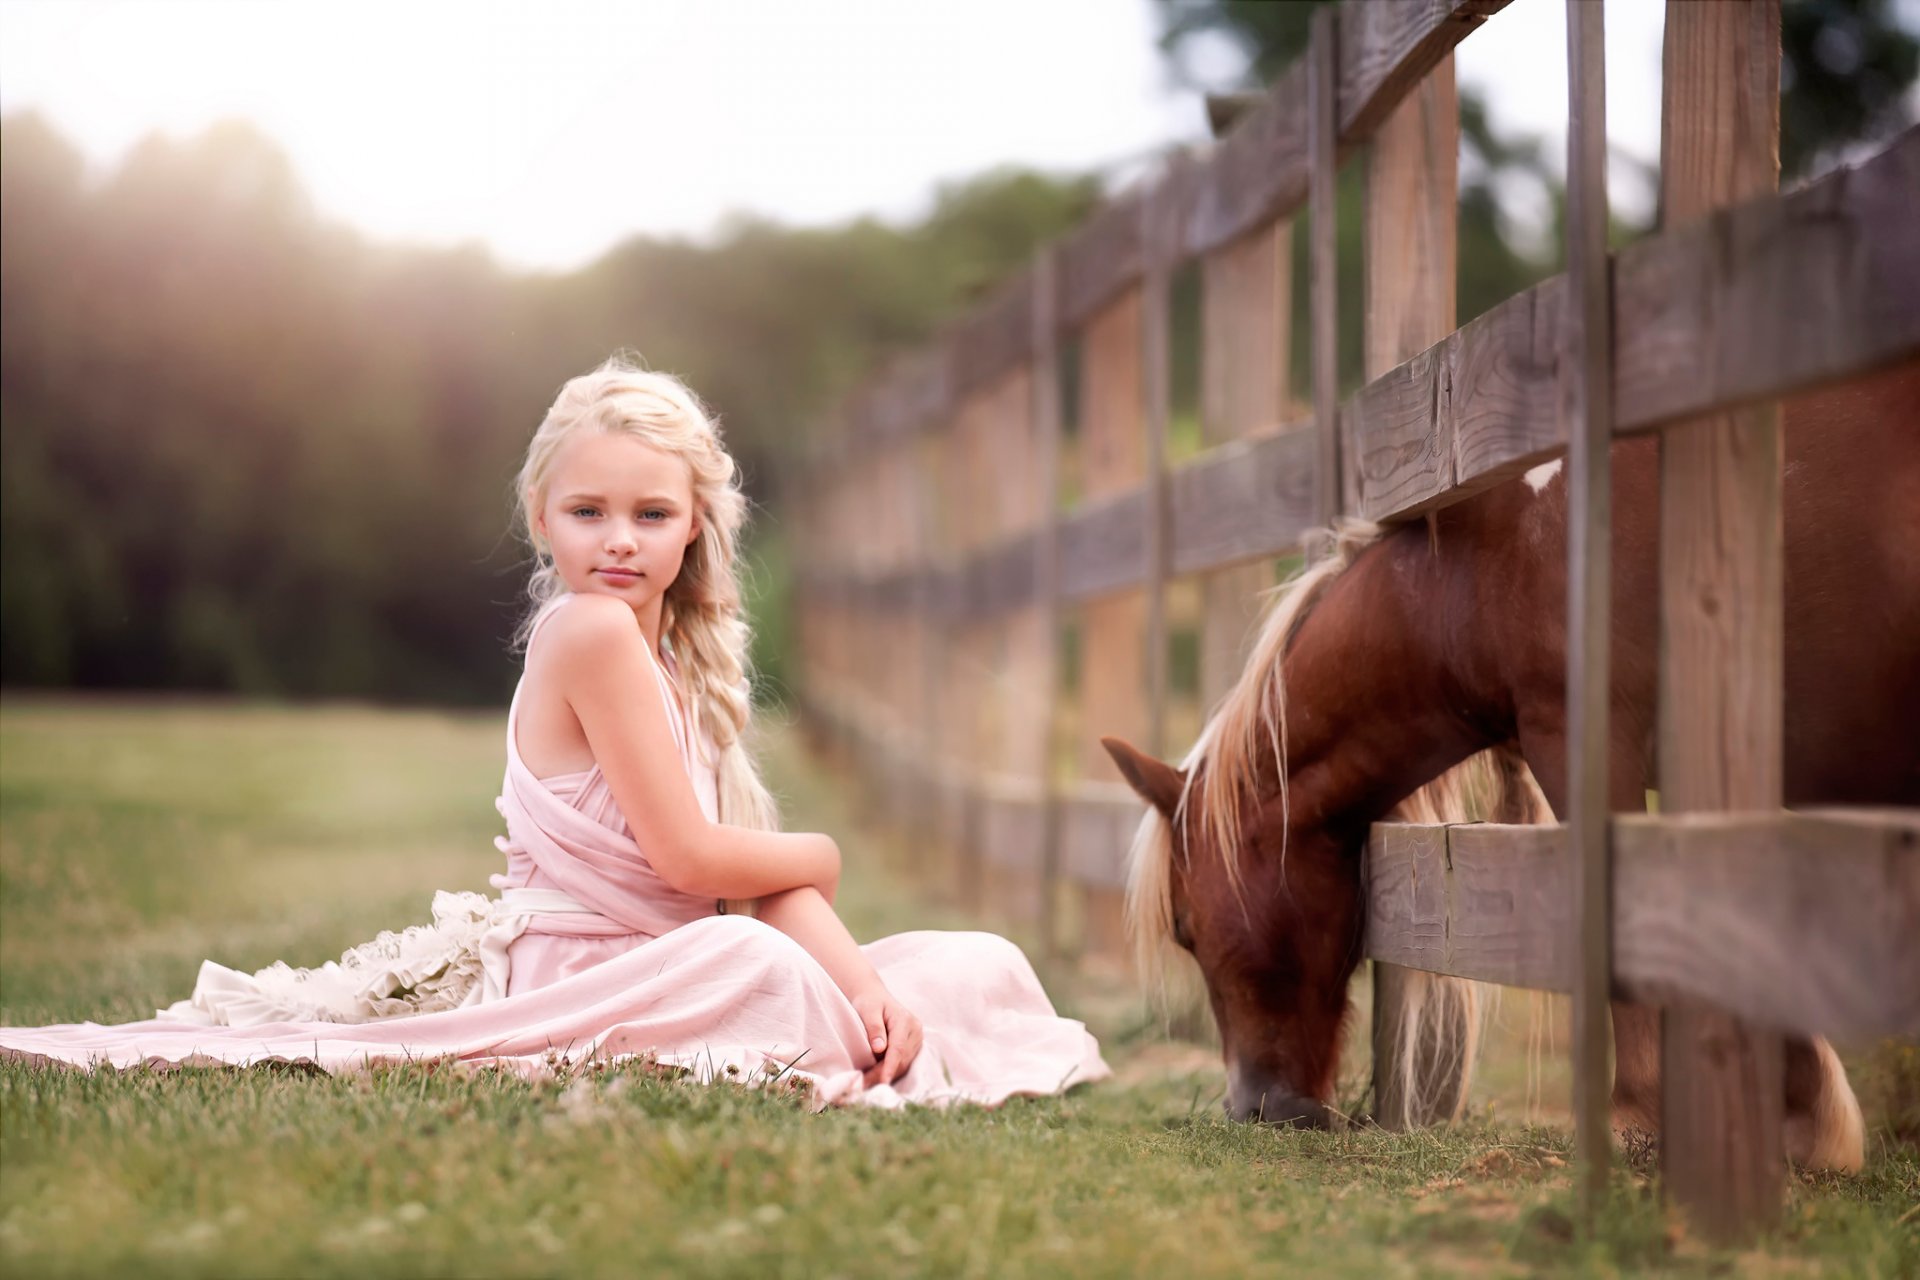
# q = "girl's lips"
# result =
<box><xmin>597</xmin><ymin>569</ymin><xmax>642</xmax><ymax>581</ymax></box>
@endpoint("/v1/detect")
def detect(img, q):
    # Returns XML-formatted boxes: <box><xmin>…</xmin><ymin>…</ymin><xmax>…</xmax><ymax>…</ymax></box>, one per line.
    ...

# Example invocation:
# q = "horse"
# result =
<box><xmin>1101</xmin><ymin>358</ymin><xmax>1920</xmax><ymax>1172</ymax></box>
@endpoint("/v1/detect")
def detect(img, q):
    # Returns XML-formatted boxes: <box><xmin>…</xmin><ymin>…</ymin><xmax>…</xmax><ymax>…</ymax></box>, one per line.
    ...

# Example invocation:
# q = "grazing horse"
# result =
<box><xmin>1102</xmin><ymin>360</ymin><xmax>1920</xmax><ymax>1171</ymax></box>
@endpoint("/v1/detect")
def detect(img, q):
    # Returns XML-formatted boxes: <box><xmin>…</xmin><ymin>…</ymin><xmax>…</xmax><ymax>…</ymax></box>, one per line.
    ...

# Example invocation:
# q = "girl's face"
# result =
<box><xmin>534</xmin><ymin>430</ymin><xmax>701</xmax><ymax>612</ymax></box>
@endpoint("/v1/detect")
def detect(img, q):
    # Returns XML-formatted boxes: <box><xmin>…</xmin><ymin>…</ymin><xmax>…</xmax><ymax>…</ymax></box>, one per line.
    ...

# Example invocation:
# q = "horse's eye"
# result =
<box><xmin>1171</xmin><ymin>911</ymin><xmax>1195</xmax><ymax>951</ymax></box>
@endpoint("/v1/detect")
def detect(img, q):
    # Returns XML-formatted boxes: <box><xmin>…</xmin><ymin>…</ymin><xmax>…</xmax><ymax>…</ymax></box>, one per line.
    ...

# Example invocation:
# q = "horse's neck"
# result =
<box><xmin>1276</xmin><ymin>528</ymin><xmax>1508</xmax><ymax>834</ymax></box>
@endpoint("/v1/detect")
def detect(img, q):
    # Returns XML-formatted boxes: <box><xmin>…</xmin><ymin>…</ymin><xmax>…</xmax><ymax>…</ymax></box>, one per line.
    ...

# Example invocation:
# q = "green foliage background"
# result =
<box><xmin>0</xmin><ymin>113</ymin><xmax>1098</xmax><ymax>705</ymax></box>
<box><xmin>2</xmin><ymin>0</ymin><xmax>1911</xmax><ymax>708</ymax></box>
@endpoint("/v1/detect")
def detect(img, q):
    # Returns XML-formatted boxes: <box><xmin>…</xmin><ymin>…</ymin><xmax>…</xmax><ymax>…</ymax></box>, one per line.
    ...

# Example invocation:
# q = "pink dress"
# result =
<box><xmin>0</xmin><ymin>595</ymin><xmax>1111</xmax><ymax>1109</ymax></box>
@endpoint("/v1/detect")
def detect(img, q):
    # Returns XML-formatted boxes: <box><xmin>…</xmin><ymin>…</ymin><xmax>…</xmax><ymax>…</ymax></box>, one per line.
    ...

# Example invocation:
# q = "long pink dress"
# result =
<box><xmin>0</xmin><ymin>596</ymin><xmax>1111</xmax><ymax>1109</ymax></box>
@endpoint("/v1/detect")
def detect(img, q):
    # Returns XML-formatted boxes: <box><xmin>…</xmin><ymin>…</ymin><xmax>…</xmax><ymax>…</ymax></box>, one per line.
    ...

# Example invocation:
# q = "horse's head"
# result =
<box><xmin>1103</xmin><ymin>735</ymin><xmax>1361</xmax><ymax>1128</ymax></box>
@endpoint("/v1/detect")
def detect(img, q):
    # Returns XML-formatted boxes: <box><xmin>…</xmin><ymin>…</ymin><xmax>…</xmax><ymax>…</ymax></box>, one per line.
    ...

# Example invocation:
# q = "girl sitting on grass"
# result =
<box><xmin>0</xmin><ymin>354</ymin><xmax>1110</xmax><ymax>1108</ymax></box>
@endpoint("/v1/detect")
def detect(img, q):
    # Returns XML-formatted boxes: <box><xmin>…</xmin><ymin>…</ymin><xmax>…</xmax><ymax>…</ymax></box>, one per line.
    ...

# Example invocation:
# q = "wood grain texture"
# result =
<box><xmin>1562</xmin><ymin>0</ymin><xmax>1615</xmax><ymax>1219</ymax></box>
<box><xmin>1366</xmin><ymin>823</ymin><xmax>1572</xmax><ymax>989</ymax></box>
<box><xmin>1171</xmin><ymin>428</ymin><xmax>1320</xmax><ymax>577</ymax></box>
<box><xmin>1362</xmin><ymin>57</ymin><xmax>1462</xmax><ymax>1134</ymax></box>
<box><xmin>1612</xmin><ymin>812</ymin><xmax>1920</xmax><ymax>1043</ymax></box>
<box><xmin>1362</xmin><ymin>813</ymin><xmax>1920</xmax><ymax>1040</ymax></box>
<box><xmin>1198</xmin><ymin>219</ymin><xmax>1293</xmax><ymax>712</ymax></box>
<box><xmin>1338</xmin><ymin>1</ymin><xmax>1507</xmax><ymax>142</ymax></box>
<box><xmin>1343</xmin><ymin>127</ymin><xmax>1919</xmax><ymax>524</ymax></box>
<box><xmin>1184</xmin><ymin>68</ymin><xmax>1311</xmax><ymax>264</ymax></box>
<box><xmin>1613</xmin><ymin>125</ymin><xmax>1920</xmax><ymax>437</ymax></box>
<box><xmin>1655</xmin><ymin>0</ymin><xmax>1785</xmax><ymax>1243</ymax></box>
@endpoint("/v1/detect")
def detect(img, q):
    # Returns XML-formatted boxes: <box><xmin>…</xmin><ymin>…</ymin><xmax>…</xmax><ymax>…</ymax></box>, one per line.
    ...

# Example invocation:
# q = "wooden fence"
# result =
<box><xmin>788</xmin><ymin>0</ymin><xmax>1920</xmax><ymax>1242</ymax></box>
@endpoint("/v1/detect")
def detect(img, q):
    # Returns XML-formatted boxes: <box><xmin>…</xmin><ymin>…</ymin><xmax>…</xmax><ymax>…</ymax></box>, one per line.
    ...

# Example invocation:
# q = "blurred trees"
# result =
<box><xmin>1155</xmin><ymin>0</ymin><xmax>1917</xmax><ymax>387</ymax></box>
<box><xmin>0</xmin><ymin>111</ymin><xmax>1096</xmax><ymax>703</ymax></box>
<box><xmin>5</xmin><ymin>0</ymin><xmax>1910</xmax><ymax>706</ymax></box>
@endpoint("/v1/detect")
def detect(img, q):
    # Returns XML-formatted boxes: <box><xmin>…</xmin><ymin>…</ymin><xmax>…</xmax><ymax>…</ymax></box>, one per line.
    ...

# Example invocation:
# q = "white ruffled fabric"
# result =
<box><xmin>154</xmin><ymin>888</ymin><xmax>596</xmax><ymax>1027</ymax></box>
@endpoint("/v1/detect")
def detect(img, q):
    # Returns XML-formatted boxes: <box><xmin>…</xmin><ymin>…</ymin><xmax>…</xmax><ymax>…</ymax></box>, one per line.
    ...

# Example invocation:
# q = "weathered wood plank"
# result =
<box><xmin>1562</xmin><ymin>0</ymin><xmax>1615</xmax><ymax>1221</ymax></box>
<box><xmin>1615</xmin><ymin>124</ymin><xmax>1920</xmax><ymax>436</ymax></box>
<box><xmin>1058</xmin><ymin>489</ymin><xmax>1149</xmax><ymax>603</ymax></box>
<box><xmin>1172</xmin><ymin>427</ymin><xmax>1319</xmax><ymax>577</ymax></box>
<box><xmin>950</xmin><ymin>276</ymin><xmax>1036</xmax><ymax>404</ymax></box>
<box><xmin>1655</xmin><ymin>0</ymin><xmax>1786</xmax><ymax>1244</ymax></box>
<box><xmin>1198</xmin><ymin>220</ymin><xmax>1292</xmax><ymax>711</ymax></box>
<box><xmin>1338</xmin><ymin>1</ymin><xmax>1508</xmax><ymax>143</ymax></box>
<box><xmin>1310</xmin><ymin>5</ymin><xmax>1341</xmax><ymax>530</ymax></box>
<box><xmin>1612</xmin><ymin>811</ymin><xmax>1920</xmax><ymax>1047</ymax></box>
<box><xmin>1346</xmin><ymin>343</ymin><xmax>1452</xmax><ymax>517</ymax></box>
<box><xmin>1345</xmin><ymin>128</ymin><xmax>1920</xmax><ymax>523</ymax></box>
<box><xmin>1366</xmin><ymin>822</ymin><xmax>1571</xmax><ymax>988</ymax></box>
<box><xmin>1363</xmin><ymin>813</ymin><xmax>1920</xmax><ymax>1040</ymax></box>
<box><xmin>1030</xmin><ymin>246</ymin><xmax>1067</xmax><ymax>959</ymax></box>
<box><xmin>1142</xmin><ymin>163</ymin><xmax>1188</xmax><ymax>759</ymax></box>
<box><xmin>1182</xmin><ymin>0</ymin><xmax>1504</xmax><ymax>260</ymax></box>
<box><xmin>1073</xmin><ymin>285</ymin><xmax>1151</xmax><ymax>955</ymax></box>
<box><xmin>1363</xmin><ymin>47</ymin><xmax>1462</xmax><ymax>1135</ymax></box>
<box><xmin>1059</xmin><ymin>194</ymin><xmax>1147</xmax><ymax>334</ymax></box>
<box><xmin>1448</xmin><ymin>274</ymin><xmax>1564</xmax><ymax>491</ymax></box>
<box><xmin>1185</xmin><ymin>69</ymin><xmax>1310</xmax><ymax>267</ymax></box>
<box><xmin>1060</xmin><ymin>783</ymin><xmax>1145</xmax><ymax>892</ymax></box>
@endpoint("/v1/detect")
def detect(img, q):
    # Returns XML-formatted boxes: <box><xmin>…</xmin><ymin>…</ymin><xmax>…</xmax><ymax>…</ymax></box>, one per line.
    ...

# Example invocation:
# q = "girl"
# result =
<box><xmin>0</xmin><ymin>355</ymin><xmax>1110</xmax><ymax>1108</ymax></box>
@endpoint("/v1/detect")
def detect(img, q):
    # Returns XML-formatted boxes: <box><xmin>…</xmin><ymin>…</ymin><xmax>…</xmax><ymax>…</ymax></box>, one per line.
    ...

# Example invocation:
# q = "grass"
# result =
<box><xmin>2</xmin><ymin>694</ymin><xmax>1916</xmax><ymax>1278</ymax></box>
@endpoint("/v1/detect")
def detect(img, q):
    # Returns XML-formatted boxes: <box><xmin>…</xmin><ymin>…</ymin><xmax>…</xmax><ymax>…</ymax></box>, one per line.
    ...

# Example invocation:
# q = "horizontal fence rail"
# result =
<box><xmin>805</xmin><ymin>129</ymin><xmax>1920</xmax><ymax>614</ymax></box>
<box><xmin>1365</xmin><ymin>812</ymin><xmax>1920</xmax><ymax>1042</ymax></box>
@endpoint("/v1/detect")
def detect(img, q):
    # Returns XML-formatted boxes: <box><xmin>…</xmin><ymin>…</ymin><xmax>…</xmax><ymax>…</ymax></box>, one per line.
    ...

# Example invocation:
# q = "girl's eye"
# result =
<box><xmin>643</xmin><ymin>510</ymin><xmax>668</xmax><ymax>521</ymax></box>
<box><xmin>571</xmin><ymin>507</ymin><xmax>598</xmax><ymax>518</ymax></box>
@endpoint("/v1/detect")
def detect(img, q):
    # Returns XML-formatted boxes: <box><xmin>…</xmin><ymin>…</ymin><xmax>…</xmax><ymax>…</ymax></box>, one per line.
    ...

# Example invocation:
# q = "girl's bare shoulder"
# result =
<box><xmin>531</xmin><ymin>594</ymin><xmax>651</xmax><ymax>667</ymax></box>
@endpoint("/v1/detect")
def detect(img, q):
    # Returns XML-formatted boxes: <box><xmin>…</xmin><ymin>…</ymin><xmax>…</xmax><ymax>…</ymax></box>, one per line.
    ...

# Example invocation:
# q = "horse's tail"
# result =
<box><xmin>1374</xmin><ymin>746</ymin><xmax>1550</xmax><ymax>1126</ymax></box>
<box><xmin>1797</xmin><ymin>1036</ymin><xmax>1866</xmax><ymax>1172</ymax></box>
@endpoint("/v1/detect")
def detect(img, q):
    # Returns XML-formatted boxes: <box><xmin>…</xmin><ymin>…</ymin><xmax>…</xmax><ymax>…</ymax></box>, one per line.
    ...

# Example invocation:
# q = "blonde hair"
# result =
<box><xmin>510</xmin><ymin>352</ymin><xmax>781</xmax><ymax>848</ymax></box>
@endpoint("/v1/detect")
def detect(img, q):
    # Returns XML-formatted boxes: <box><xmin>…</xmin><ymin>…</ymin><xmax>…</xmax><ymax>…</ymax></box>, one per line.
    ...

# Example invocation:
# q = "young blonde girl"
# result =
<box><xmin>0</xmin><ymin>354</ymin><xmax>1109</xmax><ymax>1108</ymax></box>
<box><xmin>505</xmin><ymin>354</ymin><xmax>920</xmax><ymax>1082</ymax></box>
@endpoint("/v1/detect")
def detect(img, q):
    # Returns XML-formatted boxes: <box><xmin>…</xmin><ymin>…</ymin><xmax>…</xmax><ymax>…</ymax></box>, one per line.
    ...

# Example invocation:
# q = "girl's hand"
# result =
<box><xmin>851</xmin><ymin>986</ymin><xmax>924</xmax><ymax>1088</ymax></box>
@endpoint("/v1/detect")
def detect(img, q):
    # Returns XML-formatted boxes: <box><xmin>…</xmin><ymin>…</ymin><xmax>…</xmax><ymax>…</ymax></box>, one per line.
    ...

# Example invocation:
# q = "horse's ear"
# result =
<box><xmin>1101</xmin><ymin>736</ymin><xmax>1185</xmax><ymax>817</ymax></box>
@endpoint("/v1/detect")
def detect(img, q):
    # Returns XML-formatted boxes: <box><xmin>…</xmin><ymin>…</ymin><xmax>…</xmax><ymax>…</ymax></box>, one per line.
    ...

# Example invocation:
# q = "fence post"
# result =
<box><xmin>1031</xmin><ymin>250</ymin><xmax>1066</xmax><ymax>962</ymax></box>
<box><xmin>1563</xmin><ymin>0</ymin><xmax>1615</xmax><ymax>1227</ymax></box>
<box><xmin>1657</xmin><ymin>0</ymin><xmax>1787</xmax><ymax>1242</ymax></box>
<box><xmin>1359</xmin><ymin>37</ymin><xmax>1464</xmax><ymax>1132</ymax></box>
<box><xmin>1308</xmin><ymin>6</ymin><xmax>1340</xmax><ymax>533</ymax></box>
<box><xmin>1073</xmin><ymin>279</ymin><xmax>1151</xmax><ymax>961</ymax></box>
<box><xmin>1198</xmin><ymin>213</ymin><xmax>1292</xmax><ymax>712</ymax></box>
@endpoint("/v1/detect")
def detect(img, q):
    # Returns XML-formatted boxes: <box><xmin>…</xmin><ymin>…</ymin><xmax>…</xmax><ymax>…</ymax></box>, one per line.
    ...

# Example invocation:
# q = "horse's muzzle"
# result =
<box><xmin>1225</xmin><ymin>1084</ymin><xmax>1331</xmax><ymax>1129</ymax></box>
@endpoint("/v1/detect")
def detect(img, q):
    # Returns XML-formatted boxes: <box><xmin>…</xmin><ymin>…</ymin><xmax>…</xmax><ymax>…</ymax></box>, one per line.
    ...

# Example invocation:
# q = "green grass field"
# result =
<box><xmin>2</xmin><ymin>696</ymin><xmax>1914</xmax><ymax>1277</ymax></box>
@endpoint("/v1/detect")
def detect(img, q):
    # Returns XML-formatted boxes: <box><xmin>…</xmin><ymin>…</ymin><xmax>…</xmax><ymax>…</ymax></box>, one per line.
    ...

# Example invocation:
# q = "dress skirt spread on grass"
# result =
<box><xmin>0</xmin><ymin>596</ymin><xmax>1111</xmax><ymax>1110</ymax></box>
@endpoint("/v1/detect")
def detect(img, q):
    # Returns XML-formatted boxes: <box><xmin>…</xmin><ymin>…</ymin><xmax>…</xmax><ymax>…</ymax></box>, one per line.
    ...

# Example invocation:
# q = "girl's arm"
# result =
<box><xmin>546</xmin><ymin>595</ymin><xmax>840</xmax><ymax>900</ymax></box>
<box><xmin>755</xmin><ymin>885</ymin><xmax>924</xmax><ymax>1084</ymax></box>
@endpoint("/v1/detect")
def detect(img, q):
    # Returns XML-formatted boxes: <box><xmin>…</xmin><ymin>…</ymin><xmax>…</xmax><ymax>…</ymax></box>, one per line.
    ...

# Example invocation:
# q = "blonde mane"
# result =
<box><xmin>1121</xmin><ymin>518</ymin><xmax>1549</xmax><ymax>1125</ymax></box>
<box><xmin>1125</xmin><ymin>517</ymin><xmax>1383</xmax><ymax>991</ymax></box>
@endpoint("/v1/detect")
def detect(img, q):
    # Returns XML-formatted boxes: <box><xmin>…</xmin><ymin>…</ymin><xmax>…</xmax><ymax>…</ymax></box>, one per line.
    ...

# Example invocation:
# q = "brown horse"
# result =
<box><xmin>1102</xmin><ymin>359</ymin><xmax>1920</xmax><ymax>1171</ymax></box>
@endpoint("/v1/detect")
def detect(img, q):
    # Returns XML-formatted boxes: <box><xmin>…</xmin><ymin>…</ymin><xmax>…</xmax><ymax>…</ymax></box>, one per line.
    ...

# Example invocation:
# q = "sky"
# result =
<box><xmin>0</xmin><ymin>0</ymin><xmax>1895</xmax><ymax>275</ymax></box>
